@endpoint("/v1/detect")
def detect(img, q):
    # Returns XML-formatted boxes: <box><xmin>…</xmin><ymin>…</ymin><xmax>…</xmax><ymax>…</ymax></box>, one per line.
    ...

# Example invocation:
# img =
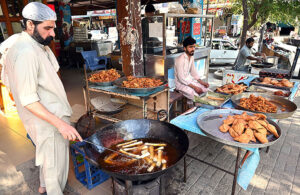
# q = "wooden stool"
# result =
<box><xmin>169</xmin><ymin>90</ymin><xmax>188</xmax><ymax>116</ymax></box>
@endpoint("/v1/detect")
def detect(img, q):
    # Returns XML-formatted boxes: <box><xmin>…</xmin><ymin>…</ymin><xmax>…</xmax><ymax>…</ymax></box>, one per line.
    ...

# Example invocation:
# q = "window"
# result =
<box><xmin>222</xmin><ymin>41</ymin><xmax>236</xmax><ymax>50</ymax></box>
<box><xmin>212</xmin><ymin>41</ymin><xmax>220</xmax><ymax>50</ymax></box>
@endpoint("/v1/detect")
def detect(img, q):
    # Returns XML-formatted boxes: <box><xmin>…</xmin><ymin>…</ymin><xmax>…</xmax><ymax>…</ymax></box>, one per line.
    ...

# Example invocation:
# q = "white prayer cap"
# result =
<box><xmin>22</xmin><ymin>2</ymin><xmax>57</xmax><ymax>21</ymax></box>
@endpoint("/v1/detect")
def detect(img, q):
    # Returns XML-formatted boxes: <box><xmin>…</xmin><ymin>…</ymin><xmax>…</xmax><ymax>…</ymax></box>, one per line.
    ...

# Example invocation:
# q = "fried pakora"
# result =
<box><xmin>89</xmin><ymin>69</ymin><xmax>121</xmax><ymax>83</ymax></box>
<box><xmin>216</xmin><ymin>83</ymin><xmax>247</xmax><ymax>95</ymax></box>
<box><xmin>259</xmin><ymin>77</ymin><xmax>293</xmax><ymax>88</ymax></box>
<box><xmin>239</xmin><ymin>95</ymin><xmax>277</xmax><ymax>113</ymax></box>
<box><xmin>122</xmin><ymin>76</ymin><xmax>163</xmax><ymax>88</ymax></box>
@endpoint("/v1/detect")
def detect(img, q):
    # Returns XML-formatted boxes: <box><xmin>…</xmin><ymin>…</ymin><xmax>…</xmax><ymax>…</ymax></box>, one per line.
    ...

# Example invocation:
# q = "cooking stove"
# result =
<box><xmin>112</xmin><ymin>176</ymin><xmax>164</xmax><ymax>195</ymax></box>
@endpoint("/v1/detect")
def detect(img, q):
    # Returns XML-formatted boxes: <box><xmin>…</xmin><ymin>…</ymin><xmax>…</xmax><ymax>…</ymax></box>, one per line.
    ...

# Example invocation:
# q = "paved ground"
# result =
<box><xmin>164</xmin><ymin>95</ymin><xmax>300</xmax><ymax>195</ymax></box>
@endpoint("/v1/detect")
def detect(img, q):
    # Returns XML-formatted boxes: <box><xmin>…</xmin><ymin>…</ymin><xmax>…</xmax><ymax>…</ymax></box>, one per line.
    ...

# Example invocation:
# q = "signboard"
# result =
<box><xmin>181</xmin><ymin>20</ymin><xmax>191</xmax><ymax>34</ymax></box>
<box><xmin>193</xmin><ymin>23</ymin><xmax>201</xmax><ymax>35</ymax></box>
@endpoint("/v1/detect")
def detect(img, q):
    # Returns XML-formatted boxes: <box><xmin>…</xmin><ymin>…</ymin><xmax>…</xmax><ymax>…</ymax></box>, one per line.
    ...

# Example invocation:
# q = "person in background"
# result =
<box><xmin>142</xmin><ymin>4</ymin><xmax>156</xmax><ymax>47</ymax></box>
<box><xmin>233</xmin><ymin>37</ymin><xmax>266</xmax><ymax>72</ymax></box>
<box><xmin>174</xmin><ymin>36</ymin><xmax>209</xmax><ymax>100</ymax></box>
<box><xmin>4</xmin><ymin>2</ymin><xmax>82</xmax><ymax>194</ymax></box>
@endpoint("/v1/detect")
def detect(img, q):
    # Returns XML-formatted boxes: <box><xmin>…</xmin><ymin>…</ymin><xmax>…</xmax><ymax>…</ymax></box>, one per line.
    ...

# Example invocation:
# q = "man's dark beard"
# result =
<box><xmin>32</xmin><ymin>27</ymin><xmax>53</xmax><ymax>46</ymax></box>
<box><xmin>186</xmin><ymin>50</ymin><xmax>194</xmax><ymax>56</ymax></box>
<box><xmin>247</xmin><ymin>44</ymin><xmax>253</xmax><ymax>49</ymax></box>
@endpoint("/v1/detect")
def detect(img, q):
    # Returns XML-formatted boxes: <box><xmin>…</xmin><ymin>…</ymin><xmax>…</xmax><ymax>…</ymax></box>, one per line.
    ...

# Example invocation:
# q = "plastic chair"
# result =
<box><xmin>81</xmin><ymin>50</ymin><xmax>107</xmax><ymax>71</ymax></box>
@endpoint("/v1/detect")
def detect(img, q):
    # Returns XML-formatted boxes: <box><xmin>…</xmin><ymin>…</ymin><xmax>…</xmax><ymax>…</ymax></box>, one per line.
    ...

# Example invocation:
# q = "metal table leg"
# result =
<box><xmin>125</xmin><ymin>180</ymin><xmax>133</xmax><ymax>195</ymax></box>
<box><xmin>240</xmin><ymin>150</ymin><xmax>251</xmax><ymax>168</ymax></box>
<box><xmin>142</xmin><ymin>98</ymin><xmax>148</xmax><ymax>119</ymax></box>
<box><xmin>232</xmin><ymin>147</ymin><xmax>241</xmax><ymax>195</ymax></box>
<box><xmin>184</xmin><ymin>156</ymin><xmax>187</xmax><ymax>183</ymax></box>
<box><xmin>160</xmin><ymin>175</ymin><xmax>165</xmax><ymax>195</ymax></box>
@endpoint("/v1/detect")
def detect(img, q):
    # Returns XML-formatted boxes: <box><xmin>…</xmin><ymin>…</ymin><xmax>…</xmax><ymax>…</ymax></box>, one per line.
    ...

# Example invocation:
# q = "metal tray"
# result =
<box><xmin>194</xmin><ymin>91</ymin><xmax>231</xmax><ymax>109</ymax></box>
<box><xmin>250</xmin><ymin>77</ymin><xmax>294</xmax><ymax>91</ymax></box>
<box><xmin>214</xmin><ymin>83</ymin><xmax>248</xmax><ymax>95</ymax></box>
<box><xmin>91</xmin><ymin>96</ymin><xmax>127</xmax><ymax>115</ymax></box>
<box><xmin>88</xmin><ymin>70</ymin><xmax>125</xmax><ymax>87</ymax></box>
<box><xmin>231</xmin><ymin>92</ymin><xmax>297</xmax><ymax>119</ymax></box>
<box><xmin>247</xmin><ymin>85</ymin><xmax>291</xmax><ymax>98</ymax></box>
<box><xmin>114</xmin><ymin>76</ymin><xmax>167</xmax><ymax>94</ymax></box>
<box><xmin>251</xmin><ymin>62</ymin><xmax>274</xmax><ymax>68</ymax></box>
<box><xmin>197</xmin><ymin>109</ymin><xmax>282</xmax><ymax>148</ymax></box>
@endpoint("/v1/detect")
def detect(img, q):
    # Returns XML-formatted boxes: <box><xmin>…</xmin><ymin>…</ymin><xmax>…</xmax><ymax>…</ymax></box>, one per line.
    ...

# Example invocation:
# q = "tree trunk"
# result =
<box><xmin>240</xmin><ymin>0</ymin><xmax>249</xmax><ymax>48</ymax></box>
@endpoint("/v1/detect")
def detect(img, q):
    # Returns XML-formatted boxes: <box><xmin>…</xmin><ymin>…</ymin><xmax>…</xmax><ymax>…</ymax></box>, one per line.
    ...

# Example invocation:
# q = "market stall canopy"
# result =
<box><xmin>70</xmin><ymin>0</ymin><xmax>177</xmax><ymax>15</ymax></box>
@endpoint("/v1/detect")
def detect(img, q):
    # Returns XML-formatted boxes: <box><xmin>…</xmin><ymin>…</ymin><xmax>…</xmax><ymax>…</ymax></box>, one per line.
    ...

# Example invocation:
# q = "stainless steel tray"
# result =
<box><xmin>250</xmin><ymin>77</ymin><xmax>294</xmax><ymax>91</ymax></box>
<box><xmin>197</xmin><ymin>109</ymin><xmax>282</xmax><ymax>148</ymax></box>
<box><xmin>194</xmin><ymin>91</ymin><xmax>231</xmax><ymax>109</ymax></box>
<box><xmin>231</xmin><ymin>92</ymin><xmax>297</xmax><ymax>119</ymax></box>
<box><xmin>88</xmin><ymin>70</ymin><xmax>125</xmax><ymax>87</ymax></box>
<box><xmin>113</xmin><ymin>76</ymin><xmax>167</xmax><ymax>94</ymax></box>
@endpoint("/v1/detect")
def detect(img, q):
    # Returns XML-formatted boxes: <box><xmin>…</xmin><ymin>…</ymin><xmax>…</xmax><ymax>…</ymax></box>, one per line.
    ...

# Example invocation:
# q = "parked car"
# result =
<box><xmin>209</xmin><ymin>39</ymin><xmax>239</xmax><ymax>65</ymax></box>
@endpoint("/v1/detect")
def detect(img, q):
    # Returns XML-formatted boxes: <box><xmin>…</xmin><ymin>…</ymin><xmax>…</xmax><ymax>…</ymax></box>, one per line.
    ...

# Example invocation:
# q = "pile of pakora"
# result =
<box><xmin>89</xmin><ymin>69</ymin><xmax>121</xmax><ymax>83</ymax></box>
<box><xmin>274</xmin><ymin>91</ymin><xmax>289</xmax><ymax>97</ymax></box>
<box><xmin>260</xmin><ymin>77</ymin><xmax>293</xmax><ymax>88</ymax></box>
<box><xmin>216</xmin><ymin>83</ymin><xmax>247</xmax><ymax>95</ymax></box>
<box><xmin>240</xmin><ymin>94</ymin><xmax>277</xmax><ymax>113</ymax></box>
<box><xmin>122</xmin><ymin>76</ymin><xmax>163</xmax><ymax>88</ymax></box>
<box><xmin>219</xmin><ymin>112</ymin><xmax>279</xmax><ymax>144</ymax></box>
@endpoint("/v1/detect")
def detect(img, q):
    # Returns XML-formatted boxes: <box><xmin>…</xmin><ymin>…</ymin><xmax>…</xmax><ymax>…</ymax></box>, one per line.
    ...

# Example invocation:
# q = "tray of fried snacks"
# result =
<box><xmin>197</xmin><ymin>109</ymin><xmax>281</xmax><ymax>148</ymax></box>
<box><xmin>215</xmin><ymin>83</ymin><xmax>248</xmax><ymax>95</ymax></box>
<box><xmin>194</xmin><ymin>91</ymin><xmax>231</xmax><ymax>109</ymax></box>
<box><xmin>247</xmin><ymin>85</ymin><xmax>291</xmax><ymax>98</ymax></box>
<box><xmin>231</xmin><ymin>92</ymin><xmax>297</xmax><ymax>119</ymax></box>
<box><xmin>114</xmin><ymin>76</ymin><xmax>167</xmax><ymax>94</ymax></box>
<box><xmin>250</xmin><ymin>77</ymin><xmax>294</xmax><ymax>91</ymax></box>
<box><xmin>88</xmin><ymin>69</ymin><xmax>125</xmax><ymax>86</ymax></box>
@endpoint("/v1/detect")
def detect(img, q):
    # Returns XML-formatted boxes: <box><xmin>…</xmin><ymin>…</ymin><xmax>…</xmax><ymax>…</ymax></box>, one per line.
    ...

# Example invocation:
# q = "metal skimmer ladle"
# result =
<box><xmin>82</xmin><ymin>140</ymin><xmax>139</xmax><ymax>160</ymax></box>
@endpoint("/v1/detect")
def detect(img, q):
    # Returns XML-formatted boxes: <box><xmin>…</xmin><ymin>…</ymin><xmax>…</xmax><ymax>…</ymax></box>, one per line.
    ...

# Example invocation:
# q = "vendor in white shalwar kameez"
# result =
<box><xmin>175</xmin><ymin>36</ymin><xmax>209</xmax><ymax>100</ymax></box>
<box><xmin>4</xmin><ymin>2</ymin><xmax>82</xmax><ymax>195</ymax></box>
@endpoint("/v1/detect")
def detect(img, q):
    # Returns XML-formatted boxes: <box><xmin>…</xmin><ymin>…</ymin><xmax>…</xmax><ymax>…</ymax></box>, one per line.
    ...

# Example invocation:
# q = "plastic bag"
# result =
<box><xmin>168</xmin><ymin>3</ymin><xmax>185</xmax><ymax>14</ymax></box>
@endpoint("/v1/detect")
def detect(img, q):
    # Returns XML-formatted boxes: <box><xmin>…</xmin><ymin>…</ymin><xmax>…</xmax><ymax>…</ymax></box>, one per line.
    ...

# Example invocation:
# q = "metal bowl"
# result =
<box><xmin>231</xmin><ymin>92</ymin><xmax>297</xmax><ymax>119</ymax></box>
<box><xmin>113</xmin><ymin>76</ymin><xmax>167</xmax><ymax>94</ymax></box>
<box><xmin>197</xmin><ymin>109</ymin><xmax>281</xmax><ymax>148</ymax></box>
<box><xmin>88</xmin><ymin>70</ymin><xmax>125</xmax><ymax>87</ymax></box>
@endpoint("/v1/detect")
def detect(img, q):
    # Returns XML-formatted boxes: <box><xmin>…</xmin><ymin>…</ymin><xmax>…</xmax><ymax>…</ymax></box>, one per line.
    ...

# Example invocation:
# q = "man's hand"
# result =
<box><xmin>57</xmin><ymin>120</ymin><xmax>83</xmax><ymax>141</ymax></box>
<box><xmin>193</xmin><ymin>86</ymin><xmax>203</xmax><ymax>94</ymax></box>
<box><xmin>256</xmin><ymin>58</ymin><xmax>263</xmax><ymax>63</ymax></box>
<box><xmin>198</xmin><ymin>79</ymin><xmax>209</xmax><ymax>88</ymax></box>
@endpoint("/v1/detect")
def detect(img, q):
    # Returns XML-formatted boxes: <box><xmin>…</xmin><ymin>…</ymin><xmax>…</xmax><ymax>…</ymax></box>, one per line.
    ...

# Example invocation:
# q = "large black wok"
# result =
<box><xmin>83</xmin><ymin>119</ymin><xmax>189</xmax><ymax>181</ymax></box>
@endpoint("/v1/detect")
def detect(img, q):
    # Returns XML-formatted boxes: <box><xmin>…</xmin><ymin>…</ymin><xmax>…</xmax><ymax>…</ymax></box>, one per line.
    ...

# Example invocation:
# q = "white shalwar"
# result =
<box><xmin>5</xmin><ymin>32</ymin><xmax>72</xmax><ymax>195</ymax></box>
<box><xmin>174</xmin><ymin>53</ymin><xmax>208</xmax><ymax>100</ymax></box>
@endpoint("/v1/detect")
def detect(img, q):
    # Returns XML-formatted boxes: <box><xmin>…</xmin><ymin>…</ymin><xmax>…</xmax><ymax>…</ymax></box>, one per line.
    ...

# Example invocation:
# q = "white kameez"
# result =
<box><xmin>5</xmin><ymin>32</ymin><xmax>72</xmax><ymax>195</ymax></box>
<box><xmin>174</xmin><ymin>53</ymin><xmax>208</xmax><ymax>100</ymax></box>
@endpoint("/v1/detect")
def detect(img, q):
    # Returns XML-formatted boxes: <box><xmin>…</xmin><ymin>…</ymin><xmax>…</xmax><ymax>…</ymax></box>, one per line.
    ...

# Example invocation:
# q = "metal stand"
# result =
<box><xmin>184</xmin><ymin>147</ymin><xmax>243</xmax><ymax>195</ymax></box>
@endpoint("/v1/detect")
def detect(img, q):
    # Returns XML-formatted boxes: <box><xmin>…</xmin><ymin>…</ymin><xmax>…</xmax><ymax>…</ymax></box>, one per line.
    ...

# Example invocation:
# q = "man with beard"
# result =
<box><xmin>174</xmin><ymin>36</ymin><xmax>209</xmax><ymax>100</ymax></box>
<box><xmin>234</xmin><ymin>37</ymin><xmax>266</xmax><ymax>71</ymax></box>
<box><xmin>4</xmin><ymin>2</ymin><xmax>82</xmax><ymax>194</ymax></box>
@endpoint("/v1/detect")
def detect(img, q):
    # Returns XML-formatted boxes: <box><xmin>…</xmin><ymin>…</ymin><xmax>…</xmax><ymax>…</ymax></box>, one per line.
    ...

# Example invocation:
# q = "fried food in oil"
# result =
<box><xmin>254</xmin><ymin>132</ymin><xmax>268</xmax><ymax>144</ymax></box>
<box><xmin>89</xmin><ymin>69</ymin><xmax>121</xmax><ymax>82</ymax></box>
<box><xmin>216</xmin><ymin>83</ymin><xmax>247</xmax><ymax>95</ymax></box>
<box><xmin>219</xmin><ymin>123</ymin><xmax>230</xmax><ymax>133</ymax></box>
<box><xmin>274</xmin><ymin>91</ymin><xmax>289</xmax><ymax>97</ymax></box>
<box><xmin>234</xmin><ymin>133</ymin><xmax>251</xmax><ymax>144</ymax></box>
<box><xmin>259</xmin><ymin>77</ymin><xmax>293</xmax><ymax>88</ymax></box>
<box><xmin>122</xmin><ymin>76</ymin><xmax>163</xmax><ymax>88</ymax></box>
<box><xmin>239</xmin><ymin>95</ymin><xmax>277</xmax><ymax>113</ymax></box>
<box><xmin>266</xmin><ymin>124</ymin><xmax>279</xmax><ymax>138</ymax></box>
<box><xmin>219</xmin><ymin>112</ymin><xmax>278</xmax><ymax>144</ymax></box>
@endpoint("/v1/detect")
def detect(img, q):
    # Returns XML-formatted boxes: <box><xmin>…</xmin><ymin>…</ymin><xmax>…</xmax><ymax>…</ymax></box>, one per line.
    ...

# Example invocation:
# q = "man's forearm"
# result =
<box><xmin>25</xmin><ymin>102</ymin><xmax>66</xmax><ymax>129</ymax></box>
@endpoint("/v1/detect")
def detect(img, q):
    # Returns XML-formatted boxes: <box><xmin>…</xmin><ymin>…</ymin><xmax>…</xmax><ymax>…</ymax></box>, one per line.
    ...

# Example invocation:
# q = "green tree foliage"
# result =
<box><xmin>231</xmin><ymin>0</ymin><xmax>300</xmax><ymax>46</ymax></box>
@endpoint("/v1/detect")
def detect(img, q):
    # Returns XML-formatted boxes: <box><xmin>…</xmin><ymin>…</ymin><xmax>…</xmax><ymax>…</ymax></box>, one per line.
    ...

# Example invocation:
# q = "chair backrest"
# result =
<box><xmin>81</xmin><ymin>50</ymin><xmax>98</xmax><ymax>69</ymax></box>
